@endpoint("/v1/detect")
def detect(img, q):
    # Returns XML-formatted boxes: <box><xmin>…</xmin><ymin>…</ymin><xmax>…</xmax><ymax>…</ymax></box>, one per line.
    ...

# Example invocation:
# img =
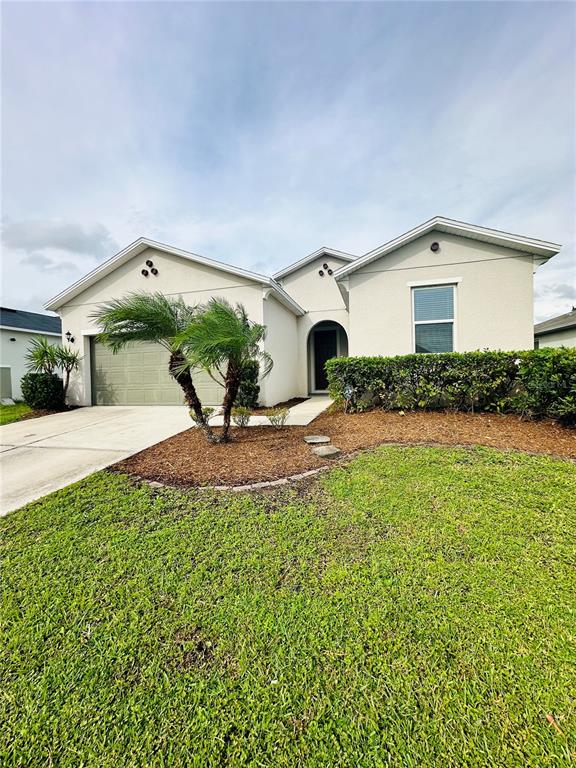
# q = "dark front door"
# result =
<box><xmin>313</xmin><ymin>329</ymin><xmax>338</xmax><ymax>391</ymax></box>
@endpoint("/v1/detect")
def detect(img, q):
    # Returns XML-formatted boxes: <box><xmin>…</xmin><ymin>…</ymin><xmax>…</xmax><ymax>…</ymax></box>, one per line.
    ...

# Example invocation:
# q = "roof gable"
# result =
<box><xmin>333</xmin><ymin>217</ymin><xmax>561</xmax><ymax>280</ymax></box>
<box><xmin>44</xmin><ymin>238</ymin><xmax>305</xmax><ymax>316</ymax></box>
<box><xmin>273</xmin><ymin>247</ymin><xmax>356</xmax><ymax>281</ymax></box>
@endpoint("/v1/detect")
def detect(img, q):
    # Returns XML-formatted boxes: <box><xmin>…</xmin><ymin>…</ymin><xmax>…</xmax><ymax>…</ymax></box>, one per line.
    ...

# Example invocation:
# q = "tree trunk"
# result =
<box><xmin>168</xmin><ymin>351</ymin><xmax>216</xmax><ymax>443</ymax></box>
<box><xmin>218</xmin><ymin>361</ymin><xmax>241</xmax><ymax>443</ymax></box>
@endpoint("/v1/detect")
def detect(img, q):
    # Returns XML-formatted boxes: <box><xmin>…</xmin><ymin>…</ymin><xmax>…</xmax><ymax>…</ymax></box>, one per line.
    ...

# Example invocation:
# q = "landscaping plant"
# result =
<box><xmin>235</xmin><ymin>359</ymin><xmax>260</xmax><ymax>408</ymax></box>
<box><xmin>327</xmin><ymin>348</ymin><xmax>576</xmax><ymax>424</ymax></box>
<box><xmin>266</xmin><ymin>406</ymin><xmax>289</xmax><ymax>428</ymax></box>
<box><xmin>231</xmin><ymin>406</ymin><xmax>251</xmax><ymax>427</ymax></box>
<box><xmin>91</xmin><ymin>293</ymin><xmax>215</xmax><ymax>442</ymax></box>
<box><xmin>177</xmin><ymin>298</ymin><xmax>272</xmax><ymax>443</ymax></box>
<box><xmin>20</xmin><ymin>372</ymin><xmax>64</xmax><ymax>410</ymax></box>
<box><xmin>24</xmin><ymin>338</ymin><xmax>81</xmax><ymax>406</ymax></box>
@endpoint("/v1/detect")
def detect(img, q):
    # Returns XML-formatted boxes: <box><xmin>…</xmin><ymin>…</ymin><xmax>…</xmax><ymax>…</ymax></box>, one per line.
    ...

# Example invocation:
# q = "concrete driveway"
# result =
<box><xmin>0</xmin><ymin>406</ymin><xmax>191</xmax><ymax>515</ymax></box>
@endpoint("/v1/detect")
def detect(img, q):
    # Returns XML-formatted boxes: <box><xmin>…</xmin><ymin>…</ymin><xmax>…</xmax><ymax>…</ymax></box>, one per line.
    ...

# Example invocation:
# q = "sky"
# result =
<box><xmin>1</xmin><ymin>0</ymin><xmax>574</xmax><ymax>322</ymax></box>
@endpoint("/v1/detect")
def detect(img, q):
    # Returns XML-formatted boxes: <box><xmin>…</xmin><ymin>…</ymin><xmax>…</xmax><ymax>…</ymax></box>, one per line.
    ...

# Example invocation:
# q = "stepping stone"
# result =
<box><xmin>304</xmin><ymin>435</ymin><xmax>331</xmax><ymax>444</ymax></box>
<box><xmin>311</xmin><ymin>445</ymin><xmax>341</xmax><ymax>458</ymax></box>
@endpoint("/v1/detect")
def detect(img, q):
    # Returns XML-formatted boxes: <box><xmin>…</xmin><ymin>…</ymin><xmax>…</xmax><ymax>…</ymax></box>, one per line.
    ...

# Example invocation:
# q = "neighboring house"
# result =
<box><xmin>534</xmin><ymin>308</ymin><xmax>576</xmax><ymax>349</ymax></box>
<box><xmin>45</xmin><ymin>216</ymin><xmax>561</xmax><ymax>407</ymax></box>
<box><xmin>0</xmin><ymin>307</ymin><xmax>62</xmax><ymax>400</ymax></box>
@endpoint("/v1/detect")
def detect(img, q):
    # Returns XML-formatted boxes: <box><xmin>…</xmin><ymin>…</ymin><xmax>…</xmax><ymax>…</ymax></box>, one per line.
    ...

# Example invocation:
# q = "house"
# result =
<box><xmin>0</xmin><ymin>307</ymin><xmax>62</xmax><ymax>400</ymax></box>
<box><xmin>534</xmin><ymin>308</ymin><xmax>576</xmax><ymax>348</ymax></box>
<box><xmin>45</xmin><ymin>216</ymin><xmax>561</xmax><ymax>407</ymax></box>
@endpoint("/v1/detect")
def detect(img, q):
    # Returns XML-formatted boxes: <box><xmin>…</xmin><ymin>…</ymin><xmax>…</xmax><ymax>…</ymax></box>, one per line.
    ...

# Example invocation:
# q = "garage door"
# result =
<box><xmin>91</xmin><ymin>340</ymin><xmax>224</xmax><ymax>405</ymax></box>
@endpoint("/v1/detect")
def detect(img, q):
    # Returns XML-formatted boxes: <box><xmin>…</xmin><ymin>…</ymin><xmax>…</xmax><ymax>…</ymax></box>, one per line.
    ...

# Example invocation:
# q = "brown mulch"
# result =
<box><xmin>113</xmin><ymin>410</ymin><xmax>576</xmax><ymax>488</ymax></box>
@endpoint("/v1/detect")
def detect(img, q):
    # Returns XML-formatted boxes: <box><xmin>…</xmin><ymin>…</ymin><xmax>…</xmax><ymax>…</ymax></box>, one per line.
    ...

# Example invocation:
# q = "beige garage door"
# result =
<box><xmin>91</xmin><ymin>340</ymin><xmax>223</xmax><ymax>405</ymax></box>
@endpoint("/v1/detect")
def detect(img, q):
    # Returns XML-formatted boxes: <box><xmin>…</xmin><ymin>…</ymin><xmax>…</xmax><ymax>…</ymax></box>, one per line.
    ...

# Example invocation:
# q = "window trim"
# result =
<box><xmin>411</xmin><ymin>283</ymin><xmax>458</xmax><ymax>353</ymax></box>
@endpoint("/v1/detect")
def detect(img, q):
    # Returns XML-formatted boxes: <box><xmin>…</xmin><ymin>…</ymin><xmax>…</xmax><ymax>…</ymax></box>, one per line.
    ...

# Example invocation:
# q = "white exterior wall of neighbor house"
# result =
<box><xmin>260</xmin><ymin>295</ymin><xmax>299</xmax><ymax>405</ymax></box>
<box><xmin>0</xmin><ymin>328</ymin><xmax>60</xmax><ymax>399</ymax></box>
<box><xmin>57</xmin><ymin>247</ymin><xmax>265</xmax><ymax>406</ymax></box>
<box><xmin>345</xmin><ymin>231</ymin><xmax>535</xmax><ymax>356</ymax></box>
<box><xmin>279</xmin><ymin>254</ymin><xmax>350</xmax><ymax>395</ymax></box>
<box><xmin>536</xmin><ymin>327</ymin><xmax>576</xmax><ymax>348</ymax></box>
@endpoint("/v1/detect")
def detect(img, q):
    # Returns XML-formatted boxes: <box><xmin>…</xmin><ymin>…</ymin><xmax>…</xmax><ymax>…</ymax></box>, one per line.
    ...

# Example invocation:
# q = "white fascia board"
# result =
<box><xmin>0</xmin><ymin>325</ymin><xmax>61</xmax><ymax>336</ymax></box>
<box><xmin>273</xmin><ymin>248</ymin><xmax>356</xmax><ymax>281</ymax></box>
<box><xmin>44</xmin><ymin>237</ymin><xmax>280</xmax><ymax>312</ymax></box>
<box><xmin>407</xmin><ymin>277</ymin><xmax>462</xmax><ymax>286</ymax></box>
<box><xmin>334</xmin><ymin>217</ymin><xmax>561</xmax><ymax>280</ymax></box>
<box><xmin>265</xmin><ymin>280</ymin><xmax>306</xmax><ymax>316</ymax></box>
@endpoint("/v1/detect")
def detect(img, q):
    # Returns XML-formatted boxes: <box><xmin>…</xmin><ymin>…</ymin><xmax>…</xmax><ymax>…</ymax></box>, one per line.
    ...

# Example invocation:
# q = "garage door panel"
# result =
<box><xmin>91</xmin><ymin>340</ymin><xmax>223</xmax><ymax>405</ymax></box>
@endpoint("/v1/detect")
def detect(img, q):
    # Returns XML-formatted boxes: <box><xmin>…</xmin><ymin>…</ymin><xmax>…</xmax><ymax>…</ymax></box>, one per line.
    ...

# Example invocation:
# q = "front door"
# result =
<box><xmin>313</xmin><ymin>329</ymin><xmax>338</xmax><ymax>391</ymax></box>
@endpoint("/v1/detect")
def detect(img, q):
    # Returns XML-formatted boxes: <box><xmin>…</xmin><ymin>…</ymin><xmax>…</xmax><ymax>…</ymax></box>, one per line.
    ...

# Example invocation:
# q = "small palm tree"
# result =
<box><xmin>177</xmin><ymin>298</ymin><xmax>272</xmax><ymax>443</ymax></box>
<box><xmin>55</xmin><ymin>346</ymin><xmax>82</xmax><ymax>401</ymax></box>
<box><xmin>91</xmin><ymin>292</ymin><xmax>215</xmax><ymax>441</ymax></box>
<box><xmin>26</xmin><ymin>337</ymin><xmax>58</xmax><ymax>374</ymax></box>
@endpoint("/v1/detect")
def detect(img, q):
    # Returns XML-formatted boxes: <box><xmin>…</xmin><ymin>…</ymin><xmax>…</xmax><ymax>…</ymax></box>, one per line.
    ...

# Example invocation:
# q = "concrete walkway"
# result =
<box><xmin>0</xmin><ymin>397</ymin><xmax>332</xmax><ymax>515</ymax></box>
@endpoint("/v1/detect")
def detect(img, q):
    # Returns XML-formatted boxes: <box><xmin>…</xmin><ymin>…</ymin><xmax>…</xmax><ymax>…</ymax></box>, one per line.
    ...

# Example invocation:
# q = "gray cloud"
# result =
<box><xmin>2</xmin><ymin>219</ymin><xmax>117</xmax><ymax>259</ymax></box>
<box><xmin>20</xmin><ymin>252</ymin><xmax>80</xmax><ymax>274</ymax></box>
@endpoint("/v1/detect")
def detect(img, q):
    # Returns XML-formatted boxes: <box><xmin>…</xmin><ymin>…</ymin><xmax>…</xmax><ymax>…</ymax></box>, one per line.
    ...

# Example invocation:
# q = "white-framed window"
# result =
<box><xmin>412</xmin><ymin>284</ymin><xmax>455</xmax><ymax>353</ymax></box>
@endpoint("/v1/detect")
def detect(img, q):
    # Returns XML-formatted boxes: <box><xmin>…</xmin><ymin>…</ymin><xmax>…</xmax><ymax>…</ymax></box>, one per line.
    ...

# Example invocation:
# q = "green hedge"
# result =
<box><xmin>21</xmin><ymin>373</ymin><xmax>64</xmax><ymax>410</ymax></box>
<box><xmin>326</xmin><ymin>348</ymin><xmax>576</xmax><ymax>425</ymax></box>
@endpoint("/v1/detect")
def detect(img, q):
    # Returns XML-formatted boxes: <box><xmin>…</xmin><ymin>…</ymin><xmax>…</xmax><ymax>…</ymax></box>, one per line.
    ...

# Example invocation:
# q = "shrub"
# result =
<box><xmin>232</xmin><ymin>406</ymin><xmax>251</xmax><ymax>427</ymax></box>
<box><xmin>326</xmin><ymin>348</ymin><xmax>576</xmax><ymax>425</ymax></box>
<box><xmin>266</xmin><ymin>407</ymin><xmax>289</xmax><ymax>428</ymax></box>
<box><xmin>20</xmin><ymin>373</ymin><xmax>64</xmax><ymax>410</ymax></box>
<box><xmin>235</xmin><ymin>360</ymin><xmax>260</xmax><ymax>409</ymax></box>
<box><xmin>189</xmin><ymin>406</ymin><xmax>216</xmax><ymax>425</ymax></box>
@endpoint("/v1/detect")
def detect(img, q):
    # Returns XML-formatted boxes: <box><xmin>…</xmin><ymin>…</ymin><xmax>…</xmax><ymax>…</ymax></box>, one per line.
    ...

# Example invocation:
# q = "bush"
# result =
<box><xmin>266</xmin><ymin>407</ymin><xmax>289</xmax><ymax>428</ymax></box>
<box><xmin>326</xmin><ymin>348</ymin><xmax>576</xmax><ymax>425</ymax></box>
<box><xmin>189</xmin><ymin>406</ymin><xmax>216</xmax><ymax>425</ymax></box>
<box><xmin>20</xmin><ymin>373</ymin><xmax>64</xmax><ymax>410</ymax></box>
<box><xmin>232</xmin><ymin>406</ymin><xmax>251</xmax><ymax>428</ymax></box>
<box><xmin>235</xmin><ymin>360</ymin><xmax>260</xmax><ymax>409</ymax></box>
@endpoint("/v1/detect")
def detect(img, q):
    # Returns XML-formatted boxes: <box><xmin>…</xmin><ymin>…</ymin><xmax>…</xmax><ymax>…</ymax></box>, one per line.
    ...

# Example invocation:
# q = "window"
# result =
<box><xmin>413</xmin><ymin>285</ymin><xmax>454</xmax><ymax>353</ymax></box>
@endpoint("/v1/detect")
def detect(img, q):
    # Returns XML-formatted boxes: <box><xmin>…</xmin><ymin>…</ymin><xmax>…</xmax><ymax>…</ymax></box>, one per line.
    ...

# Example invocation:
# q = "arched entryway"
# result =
<box><xmin>307</xmin><ymin>321</ymin><xmax>348</xmax><ymax>394</ymax></box>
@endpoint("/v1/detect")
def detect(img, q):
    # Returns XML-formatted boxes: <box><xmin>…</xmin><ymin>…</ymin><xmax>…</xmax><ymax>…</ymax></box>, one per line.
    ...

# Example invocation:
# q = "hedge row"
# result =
<box><xmin>326</xmin><ymin>348</ymin><xmax>576</xmax><ymax>425</ymax></box>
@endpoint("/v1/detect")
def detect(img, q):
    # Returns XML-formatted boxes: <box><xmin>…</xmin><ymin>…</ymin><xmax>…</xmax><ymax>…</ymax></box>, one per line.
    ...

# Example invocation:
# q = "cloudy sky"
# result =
<box><xmin>2</xmin><ymin>1</ymin><xmax>574</xmax><ymax>321</ymax></box>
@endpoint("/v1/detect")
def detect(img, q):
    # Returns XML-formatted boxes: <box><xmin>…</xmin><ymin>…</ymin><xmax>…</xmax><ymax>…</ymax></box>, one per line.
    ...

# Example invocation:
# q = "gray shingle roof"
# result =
<box><xmin>0</xmin><ymin>307</ymin><xmax>62</xmax><ymax>334</ymax></box>
<box><xmin>534</xmin><ymin>308</ymin><xmax>576</xmax><ymax>336</ymax></box>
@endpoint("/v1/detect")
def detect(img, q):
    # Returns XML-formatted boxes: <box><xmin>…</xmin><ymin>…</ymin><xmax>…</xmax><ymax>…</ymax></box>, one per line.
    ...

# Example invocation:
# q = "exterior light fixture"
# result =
<box><xmin>151</xmin><ymin>267</ymin><xmax>159</xmax><ymax>275</ymax></box>
<box><xmin>65</xmin><ymin>331</ymin><xmax>75</xmax><ymax>343</ymax></box>
<box><xmin>430</xmin><ymin>242</ymin><xmax>440</xmax><ymax>252</ymax></box>
<box><xmin>141</xmin><ymin>268</ymin><xmax>149</xmax><ymax>277</ymax></box>
<box><xmin>145</xmin><ymin>259</ymin><xmax>154</xmax><ymax>267</ymax></box>
<box><xmin>9</xmin><ymin>337</ymin><xmax>16</xmax><ymax>342</ymax></box>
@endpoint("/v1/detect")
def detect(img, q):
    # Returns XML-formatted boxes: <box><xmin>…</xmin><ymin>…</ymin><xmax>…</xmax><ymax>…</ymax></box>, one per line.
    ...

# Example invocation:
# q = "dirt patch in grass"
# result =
<box><xmin>113</xmin><ymin>410</ymin><xmax>576</xmax><ymax>488</ymax></box>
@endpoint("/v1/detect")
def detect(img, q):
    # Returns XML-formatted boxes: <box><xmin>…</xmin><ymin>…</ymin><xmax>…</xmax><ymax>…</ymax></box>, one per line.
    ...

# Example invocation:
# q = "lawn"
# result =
<box><xmin>0</xmin><ymin>401</ymin><xmax>32</xmax><ymax>425</ymax></box>
<box><xmin>1</xmin><ymin>446</ymin><xmax>575</xmax><ymax>767</ymax></box>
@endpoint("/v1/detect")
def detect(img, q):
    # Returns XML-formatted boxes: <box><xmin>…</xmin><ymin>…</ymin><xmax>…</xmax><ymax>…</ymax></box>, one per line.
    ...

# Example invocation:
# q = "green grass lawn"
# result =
<box><xmin>0</xmin><ymin>401</ymin><xmax>32</xmax><ymax>425</ymax></box>
<box><xmin>2</xmin><ymin>446</ymin><xmax>575</xmax><ymax>767</ymax></box>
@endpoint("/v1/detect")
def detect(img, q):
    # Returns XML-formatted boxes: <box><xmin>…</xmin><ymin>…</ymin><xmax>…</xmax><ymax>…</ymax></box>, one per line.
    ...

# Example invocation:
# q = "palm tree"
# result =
<box><xmin>177</xmin><ymin>298</ymin><xmax>272</xmax><ymax>443</ymax></box>
<box><xmin>55</xmin><ymin>346</ymin><xmax>82</xmax><ymax>401</ymax></box>
<box><xmin>26</xmin><ymin>336</ymin><xmax>58</xmax><ymax>374</ymax></box>
<box><xmin>91</xmin><ymin>292</ymin><xmax>216</xmax><ymax>442</ymax></box>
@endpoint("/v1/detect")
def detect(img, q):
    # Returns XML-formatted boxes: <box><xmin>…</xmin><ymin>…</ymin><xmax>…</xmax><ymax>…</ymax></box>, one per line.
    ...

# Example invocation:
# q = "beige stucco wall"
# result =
<box><xmin>346</xmin><ymin>231</ymin><xmax>535</xmax><ymax>356</ymax></box>
<box><xmin>279</xmin><ymin>254</ymin><xmax>350</xmax><ymax>395</ymax></box>
<box><xmin>261</xmin><ymin>295</ymin><xmax>299</xmax><ymax>405</ymax></box>
<box><xmin>0</xmin><ymin>328</ymin><xmax>60</xmax><ymax>399</ymax></box>
<box><xmin>535</xmin><ymin>327</ymin><xmax>576</xmax><ymax>348</ymax></box>
<box><xmin>56</xmin><ymin>247</ymin><xmax>265</xmax><ymax>405</ymax></box>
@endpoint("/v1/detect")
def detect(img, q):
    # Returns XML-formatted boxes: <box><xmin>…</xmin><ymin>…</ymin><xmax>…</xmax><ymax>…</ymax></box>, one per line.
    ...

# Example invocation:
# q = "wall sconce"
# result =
<box><xmin>65</xmin><ymin>331</ymin><xmax>75</xmax><ymax>343</ymax></box>
<box><xmin>9</xmin><ymin>337</ymin><xmax>16</xmax><ymax>342</ymax></box>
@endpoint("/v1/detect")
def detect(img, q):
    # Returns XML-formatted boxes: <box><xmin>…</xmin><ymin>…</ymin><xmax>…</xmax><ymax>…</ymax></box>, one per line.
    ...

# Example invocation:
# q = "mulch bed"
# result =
<box><xmin>113</xmin><ymin>410</ymin><xmax>576</xmax><ymax>488</ymax></box>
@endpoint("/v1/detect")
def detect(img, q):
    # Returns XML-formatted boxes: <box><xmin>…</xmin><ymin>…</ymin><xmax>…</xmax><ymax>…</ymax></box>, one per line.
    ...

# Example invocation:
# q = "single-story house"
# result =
<box><xmin>45</xmin><ymin>216</ymin><xmax>561</xmax><ymax>407</ymax></box>
<box><xmin>534</xmin><ymin>308</ymin><xmax>576</xmax><ymax>349</ymax></box>
<box><xmin>0</xmin><ymin>307</ymin><xmax>62</xmax><ymax>400</ymax></box>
